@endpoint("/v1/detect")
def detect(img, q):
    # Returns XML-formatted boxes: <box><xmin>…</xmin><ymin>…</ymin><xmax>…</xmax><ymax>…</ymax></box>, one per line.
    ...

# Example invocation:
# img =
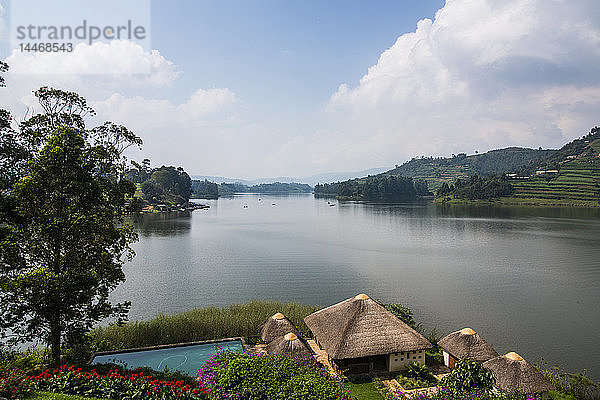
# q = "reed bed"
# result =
<box><xmin>90</xmin><ymin>300</ymin><xmax>318</xmax><ymax>351</ymax></box>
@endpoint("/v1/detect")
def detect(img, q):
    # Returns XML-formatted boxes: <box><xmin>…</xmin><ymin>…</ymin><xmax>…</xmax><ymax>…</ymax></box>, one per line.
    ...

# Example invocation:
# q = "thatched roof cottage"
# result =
<box><xmin>259</xmin><ymin>313</ymin><xmax>300</xmax><ymax>343</ymax></box>
<box><xmin>265</xmin><ymin>332</ymin><xmax>314</xmax><ymax>358</ymax></box>
<box><xmin>483</xmin><ymin>352</ymin><xmax>555</xmax><ymax>400</ymax></box>
<box><xmin>304</xmin><ymin>294</ymin><xmax>432</xmax><ymax>373</ymax></box>
<box><xmin>438</xmin><ymin>327</ymin><xmax>499</xmax><ymax>368</ymax></box>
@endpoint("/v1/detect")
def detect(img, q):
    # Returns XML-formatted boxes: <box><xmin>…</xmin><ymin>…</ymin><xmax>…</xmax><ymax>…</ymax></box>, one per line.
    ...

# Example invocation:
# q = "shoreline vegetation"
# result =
<box><xmin>191</xmin><ymin>180</ymin><xmax>313</xmax><ymax>199</ymax></box>
<box><xmin>312</xmin><ymin>127</ymin><xmax>600</xmax><ymax>208</ymax></box>
<box><xmin>435</xmin><ymin>196</ymin><xmax>600</xmax><ymax>208</ymax></box>
<box><xmin>89</xmin><ymin>301</ymin><xmax>317</xmax><ymax>351</ymax></box>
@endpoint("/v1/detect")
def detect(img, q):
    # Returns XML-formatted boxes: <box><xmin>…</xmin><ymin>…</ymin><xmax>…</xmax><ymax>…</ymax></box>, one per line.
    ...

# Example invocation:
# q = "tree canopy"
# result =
<box><xmin>0</xmin><ymin>76</ymin><xmax>141</xmax><ymax>365</ymax></box>
<box><xmin>314</xmin><ymin>175</ymin><xmax>429</xmax><ymax>200</ymax></box>
<box><xmin>127</xmin><ymin>162</ymin><xmax>192</xmax><ymax>205</ymax></box>
<box><xmin>437</xmin><ymin>175</ymin><xmax>514</xmax><ymax>201</ymax></box>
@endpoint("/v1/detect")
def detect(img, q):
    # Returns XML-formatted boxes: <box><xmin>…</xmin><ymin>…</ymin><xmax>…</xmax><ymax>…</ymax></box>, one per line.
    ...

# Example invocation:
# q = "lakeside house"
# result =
<box><xmin>483</xmin><ymin>352</ymin><xmax>555</xmax><ymax>400</ymax></box>
<box><xmin>259</xmin><ymin>312</ymin><xmax>301</xmax><ymax>343</ymax></box>
<box><xmin>438</xmin><ymin>328</ymin><xmax>499</xmax><ymax>368</ymax></box>
<box><xmin>304</xmin><ymin>294</ymin><xmax>432</xmax><ymax>373</ymax></box>
<box><xmin>265</xmin><ymin>332</ymin><xmax>314</xmax><ymax>358</ymax></box>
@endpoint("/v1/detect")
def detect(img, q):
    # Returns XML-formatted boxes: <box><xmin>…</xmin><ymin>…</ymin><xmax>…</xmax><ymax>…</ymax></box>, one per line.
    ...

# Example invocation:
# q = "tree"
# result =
<box><xmin>382</xmin><ymin>303</ymin><xmax>422</xmax><ymax>331</ymax></box>
<box><xmin>0</xmin><ymin>83</ymin><xmax>142</xmax><ymax>366</ymax></box>
<box><xmin>142</xmin><ymin>165</ymin><xmax>191</xmax><ymax>205</ymax></box>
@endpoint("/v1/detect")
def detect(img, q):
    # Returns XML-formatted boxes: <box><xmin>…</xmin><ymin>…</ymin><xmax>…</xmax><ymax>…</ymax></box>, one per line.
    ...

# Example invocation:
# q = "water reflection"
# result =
<box><xmin>127</xmin><ymin>212</ymin><xmax>192</xmax><ymax>237</ymax></box>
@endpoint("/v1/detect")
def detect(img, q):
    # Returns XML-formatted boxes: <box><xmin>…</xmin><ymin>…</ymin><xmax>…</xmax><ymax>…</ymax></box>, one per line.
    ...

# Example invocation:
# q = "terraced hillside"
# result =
<box><xmin>386</xmin><ymin>147</ymin><xmax>553</xmax><ymax>190</ymax></box>
<box><xmin>510</xmin><ymin>138</ymin><xmax>600</xmax><ymax>204</ymax></box>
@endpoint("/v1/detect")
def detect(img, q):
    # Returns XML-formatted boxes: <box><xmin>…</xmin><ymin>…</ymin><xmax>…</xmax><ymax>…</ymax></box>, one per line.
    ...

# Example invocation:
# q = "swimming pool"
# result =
<box><xmin>90</xmin><ymin>338</ymin><xmax>245</xmax><ymax>376</ymax></box>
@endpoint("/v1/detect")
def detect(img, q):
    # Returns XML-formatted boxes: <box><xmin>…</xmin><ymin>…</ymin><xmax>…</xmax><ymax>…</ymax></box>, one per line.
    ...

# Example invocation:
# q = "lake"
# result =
<box><xmin>113</xmin><ymin>194</ymin><xmax>600</xmax><ymax>379</ymax></box>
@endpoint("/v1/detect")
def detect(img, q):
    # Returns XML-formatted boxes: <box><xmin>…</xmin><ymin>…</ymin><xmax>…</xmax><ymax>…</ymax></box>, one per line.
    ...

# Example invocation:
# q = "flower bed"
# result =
<box><xmin>26</xmin><ymin>365</ymin><xmax>208</xmax><ymax>399</ymax></box>
<box><xmin>1</xmin><ymin>366</ymin><xmax>30</xmax><ymax>399</ymax></box>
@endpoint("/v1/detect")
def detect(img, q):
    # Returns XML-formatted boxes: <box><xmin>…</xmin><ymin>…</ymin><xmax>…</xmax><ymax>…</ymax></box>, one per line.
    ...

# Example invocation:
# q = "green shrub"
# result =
<box><xmin>395</xmin><ymin>374</ymin><xmax>437</xmax><ymax>390</ymax></box>
<box><xmin>440</xmin><ymin>359</ymin><xmax>495</xmax><ymax>394</ymax></box>
<box><xmin>549</xmin><ymin>390</ymin><xmax>576</xmax><ymax>400</ymax></box>
<box><xmin>382</xmin><ymin>303</ymin><xmax>422</xmax><ymax>331</ymax></box>
<box><xmin>405</xmin><ymin>362</ymin><xmax>432</xmax><ymax>380</ymax></box>
<box><xmin>26</xmin><ymin>392</ymin><xmax>107</xmax><ymax>400</ymax></box>
<box><xmin>90</xmin><ymin>300</ymin><xmax>318</xmax><ymax>351</ymax></box>
<box><xmin>395</xmin><ymin>362</ymin><xmax>437</xmax><ymax>390</ymax></box>
<box><xmin>198</xmin><ymin>352</ymin><xmax>350</xmax><ymax>400</ymax></box>
<box><xmin>425</xmin><ymin>350</ymin><xmax>443</xmax><ymax>365</ymax></box>
<box><xmin>5</xmin><ymin>348</ymin><xmax>50</xmax><ymax>375</ymax></box>
<box><xmin>538</xmin><ymin>361</ymin><xmax>599</xmax><ymax>400</ymax></box>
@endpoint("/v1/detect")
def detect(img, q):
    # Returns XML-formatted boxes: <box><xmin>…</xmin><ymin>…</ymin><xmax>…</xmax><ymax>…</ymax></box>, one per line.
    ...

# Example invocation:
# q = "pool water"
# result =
<box><xmin>91</xmin><ymin>340</ymin><xmax>244</xmax><ymax>376</ymax></box>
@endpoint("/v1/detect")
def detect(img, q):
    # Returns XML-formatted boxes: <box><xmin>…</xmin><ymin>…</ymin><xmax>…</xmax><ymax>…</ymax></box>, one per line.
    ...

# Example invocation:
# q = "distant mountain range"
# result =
<box><xmin>192</xmin><ymin>167</ymin><xmax>390</xmax><ymax>187</ymax></box>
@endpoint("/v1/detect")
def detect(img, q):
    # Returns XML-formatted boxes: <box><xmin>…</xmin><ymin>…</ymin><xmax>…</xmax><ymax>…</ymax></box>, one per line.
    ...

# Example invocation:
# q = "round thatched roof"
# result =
<box><xmin>259</xmin><ymin>312</ymin><xmax>300</xmax><ymax>343</ymax></box>
<box><xmin>304</xmin><ymin>293</ymin><xmax>432</xmax><ymax>360</ymax></box>
<box><xmin>483</xmin><ymin>352</ymin><xmax>555</xmax><ymax>394</ymax></box>
<box><xmin>438</xmin><ymin>327</ymin><xmax>499</xmax><ymax>362</ymax></box>
<box><xmin>265</xmin><ymin>332</ymin><xmax>314</xmax><ymax>357</ymax></box>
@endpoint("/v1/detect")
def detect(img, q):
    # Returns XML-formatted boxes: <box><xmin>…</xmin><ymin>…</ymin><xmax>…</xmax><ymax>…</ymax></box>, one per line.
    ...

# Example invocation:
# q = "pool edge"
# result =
<box><xmin>89</xmin><ymin>337</ymin><xmax>247</xmax><ymax>364</ymax></box>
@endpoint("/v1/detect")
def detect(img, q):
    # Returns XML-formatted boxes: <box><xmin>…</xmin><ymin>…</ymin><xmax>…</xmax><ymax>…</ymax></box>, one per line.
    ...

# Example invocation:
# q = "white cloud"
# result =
<box><xmin>92</xmin><ymin>89</ymin><xmax>241</xmax><ymax>172</ymax></box>
<box><xmin>323</xmin><ymin>0</ymin><xmax>600</xmax><ymax>166</ymax></box>
<box><xmin>93</xmin><ymin>88</ymin><xmax>237</xmax><ymax>130</ymax></box>
<box><xmin>0</xmin><ymin>38</ymin><xmax>243</xmax><ymax>175</ymax></box>
<box><xmin>5</xmin><ymin>40</ymin><xmax>178</xmax><ymax>86</ymax></box>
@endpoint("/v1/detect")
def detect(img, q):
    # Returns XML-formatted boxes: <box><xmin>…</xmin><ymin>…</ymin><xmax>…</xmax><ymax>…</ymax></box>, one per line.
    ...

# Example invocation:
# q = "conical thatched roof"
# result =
<box><xmin>483</xmin><ymin>352</ymin><xmax>555</xmax><ymax>394</ymax></box>
<box><xmin>265</xmin><ymin>332</ymin><xmax>314</xmax><ymax>357</ymax></box>
<box><xmin>438</xmin><ymin>327</ymin><xmax>499</xmax><ymax>362</ymax></box>
<box><xmin>304</xmin><ymin>294</ymin><xmax>432</xmax><ymax>360</ymax></box>
<box><xmin>259</xmin><ymin>313</ymin><xmax>300</xmax><ymax>343</ymax></box>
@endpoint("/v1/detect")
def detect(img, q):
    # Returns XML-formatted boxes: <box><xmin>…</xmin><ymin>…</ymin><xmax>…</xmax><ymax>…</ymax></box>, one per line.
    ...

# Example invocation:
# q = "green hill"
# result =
<box><xmin>438</xmin><ymin>127</ymin><xmax>600</xmax><ymax>206</ymax></box>
<box><xmin>385</xmin><ymin>147</ymin><xmax>554</xmax><ymax>190</ymax></box>
<box><xmin>317</xmin><ymin>126</ymin><xmax>600</xmax><ymax>206</ymax></box>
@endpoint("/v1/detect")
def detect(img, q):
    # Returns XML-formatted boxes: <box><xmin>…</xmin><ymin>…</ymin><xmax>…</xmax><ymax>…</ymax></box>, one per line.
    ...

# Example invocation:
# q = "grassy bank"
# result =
<box><xmin>90</xmin><ymin>300</ymin><xmax>318</xmax><ymax>351</ymax></box>
<box><xmin>436</xmin><ymin>196</ymin><xmax>600</xmax><ymax>207</ymax></box>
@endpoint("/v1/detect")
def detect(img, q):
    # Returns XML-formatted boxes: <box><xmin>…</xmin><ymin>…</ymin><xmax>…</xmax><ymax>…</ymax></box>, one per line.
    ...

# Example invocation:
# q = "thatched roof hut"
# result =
<box><xmin>483</xmin><ymin>352</ymin><xmax>555</xmax><ymax>395</ymax></box>
<box><xmin>259</xmin><ymin>313</ymin><xmax>300</xmax><ymax>343</ymax></box>
<box><xmin>265</xmin><ymin>332</ymin><xmax>314</xmax><ymax>358</ymax></box>
<box><xmin>304</xmin><ymin>294</ymin><xmax>432</xmax><ymax>360</ymax></box>
<box><xmin>438</xmin><ymin>328</ymin><xmax>499</xmax><ymax>363</ymax></box>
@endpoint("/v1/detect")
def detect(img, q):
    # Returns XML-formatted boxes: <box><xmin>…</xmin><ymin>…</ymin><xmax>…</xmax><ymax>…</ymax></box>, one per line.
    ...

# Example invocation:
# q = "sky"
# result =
<box><xmin>1</xmin><ymin>0</ymin><xmax>600</xmax><ymax>179</ymax></box>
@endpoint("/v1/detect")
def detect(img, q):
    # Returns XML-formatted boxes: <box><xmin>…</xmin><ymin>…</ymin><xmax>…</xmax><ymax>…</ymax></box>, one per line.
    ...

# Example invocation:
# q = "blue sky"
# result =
<box><xmin>1</xmin><ymin>1</ymin><xmax>600</xmax><ymax>178</ymax></box>
<box><xmin>151</xmin><ymin>1</ymin><xmax>443</xmax><ymax>106</ymax></box>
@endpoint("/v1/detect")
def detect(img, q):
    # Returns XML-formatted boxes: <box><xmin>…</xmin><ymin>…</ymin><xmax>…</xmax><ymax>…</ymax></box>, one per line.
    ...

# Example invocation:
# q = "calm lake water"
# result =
<box><xmin>113</xmin><ymin>194</ymin><xmax>600</xmax><ymax>379</ymax></box>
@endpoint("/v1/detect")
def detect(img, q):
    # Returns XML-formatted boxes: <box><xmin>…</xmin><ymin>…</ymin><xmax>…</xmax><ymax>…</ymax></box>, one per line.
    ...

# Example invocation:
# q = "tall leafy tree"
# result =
<box><xmin>0</xmin><ymin>80</ymin><xmax>142</xmax><ymax>365</ymax></box>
